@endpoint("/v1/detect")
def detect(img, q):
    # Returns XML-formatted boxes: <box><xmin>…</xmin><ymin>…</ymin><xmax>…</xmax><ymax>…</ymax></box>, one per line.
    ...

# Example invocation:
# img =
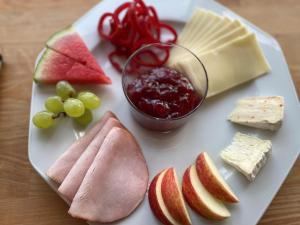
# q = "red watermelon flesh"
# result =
<box><xmin>34</xmin><ymin>48</ymin><xmax>111</xmax><ymax>84</ymax></box>
<box><xmin>46</xmin><ymin>26</ymin><xmax>104</xmax><ymax>74</ymax></box>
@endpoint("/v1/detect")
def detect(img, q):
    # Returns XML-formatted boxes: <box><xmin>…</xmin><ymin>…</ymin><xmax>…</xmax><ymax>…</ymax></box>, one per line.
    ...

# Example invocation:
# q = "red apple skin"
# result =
<box><xmin>148</xmin><ymin>171</ymin><xmax>173</xmax><ymax>225</ymax></box>
<box><xmin>182</xmin><ymin>166</ymin><xmax>226</xmax><ymax>220</ymax></box>
<box><xmin>196</xmin><ymin>153</ymin><xmax>238</xmax><ymax>203</ymax></box>
<box><xmin>161</xmin><ymin>168</ymin><xmax>192</xmax><ymax>225</ymax></box>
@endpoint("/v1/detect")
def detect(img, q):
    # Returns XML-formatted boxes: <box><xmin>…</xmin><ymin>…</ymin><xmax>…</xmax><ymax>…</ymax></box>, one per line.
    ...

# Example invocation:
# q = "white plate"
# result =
<box><xmin>28</xmin><ymin>0</ymin><xmax>300</xmax><ymax>225</ymax></box>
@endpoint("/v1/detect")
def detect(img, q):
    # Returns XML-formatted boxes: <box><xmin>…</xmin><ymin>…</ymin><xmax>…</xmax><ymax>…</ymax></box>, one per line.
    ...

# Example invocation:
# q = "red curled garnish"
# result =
<box><xmin>98</xmin><ymin>0</ymin><xmax>177</xmax><ymax>73</ymax></box>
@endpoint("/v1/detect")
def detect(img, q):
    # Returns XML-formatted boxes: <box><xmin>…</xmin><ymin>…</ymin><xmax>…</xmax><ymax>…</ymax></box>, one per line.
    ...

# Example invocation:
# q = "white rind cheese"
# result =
<box><xmin>228</xmin><ymin>96</ymin><xmax>284</xmax><ymax>131</ymax></box>
<box><xmin>220</xmin><ymin>132</ymin><xmax>272</xmax><ymax>181</ymax></box>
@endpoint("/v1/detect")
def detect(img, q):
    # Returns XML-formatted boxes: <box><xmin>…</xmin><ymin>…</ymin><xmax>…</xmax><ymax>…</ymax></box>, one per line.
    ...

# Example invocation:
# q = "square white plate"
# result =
<box><xmin>28</xmin><ymin>0</ymin><xmax>300</xmax><ymax>225</ymax></box>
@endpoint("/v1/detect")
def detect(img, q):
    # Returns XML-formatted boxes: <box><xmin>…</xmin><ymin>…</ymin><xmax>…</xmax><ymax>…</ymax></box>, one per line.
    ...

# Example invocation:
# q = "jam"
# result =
<box><xmin>127</xmin><ymin>67</ymin><xmax>202</xmax><ymax>119</ymax></box>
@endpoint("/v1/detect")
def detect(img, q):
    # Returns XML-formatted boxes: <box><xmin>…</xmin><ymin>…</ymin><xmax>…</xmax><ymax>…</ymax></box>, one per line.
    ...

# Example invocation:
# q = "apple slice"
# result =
<box><xmin>182</xmin><ymin>165</ymin><xmax>230</xmax><ymax>220</ymax></box>
<box><xmin>161</xmin><ymin>168</ymin><xmax>192</xmax><ymax>225</ymax></box>
<box><xmin>196</xmin><ymin>152</ymin><xmax>238</xmax><ymax>203</ymax></box>
<box><xmin>148</xmin><ymin>168</ymin><xmax>192</xmax><ymax>225</ymax></box>
<box><xmin>148</xmin><ymin>170</ymin><xmax>173</xmax><ymax>225</ymax></box>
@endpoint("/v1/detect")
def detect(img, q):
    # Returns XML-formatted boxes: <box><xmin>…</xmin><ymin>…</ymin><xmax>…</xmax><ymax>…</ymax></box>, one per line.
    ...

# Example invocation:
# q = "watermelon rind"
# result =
<box><xmin>33</xmin><ymin>48</ymin><xmax>54</xmax><ymax>84</ymax></box>
<box><xmin>46</xmin><ymin>25</ymin><xmax>75</xmax><ymax>47</ymax></box>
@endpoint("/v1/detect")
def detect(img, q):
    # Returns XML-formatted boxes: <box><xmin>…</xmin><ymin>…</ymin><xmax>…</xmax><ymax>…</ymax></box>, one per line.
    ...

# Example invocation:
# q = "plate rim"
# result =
<box><xmin>28</xmin><ymin>1</ymin><xmax>300</xmax><ymax>225</ymax></box>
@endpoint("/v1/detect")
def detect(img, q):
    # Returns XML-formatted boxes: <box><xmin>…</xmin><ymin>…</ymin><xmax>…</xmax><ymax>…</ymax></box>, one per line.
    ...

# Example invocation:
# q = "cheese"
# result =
<box><xmin>169</xmin><ymin>10</ymin><xmax>222</xmax><ymax>65</ymax></box>
<box><xmin>169</xmin><ymin>9</ymin><xmax>207</xmax><ymax>64</ymax></box>
<box><xmin>228</xmin><ymin>96</ymin><xmax>284</xmax><ymax>131</ymax></box>
<box><xmin>171</xmin><ymin>25</ymin><xmax>248</xmax><ymax>66</ymax></box>
<box><xmin>188</xmin><ymin>12</ymin><xmax>223</xmax><ymax>49</ymax></box>
<box><xmin>220</xmin><ymin>132</ymin><xmax>272</xmax><ymax>181</ymax></box>
<box><xmin>172</xmin><ymin>33</ymin><xmax>270</xmax><ymax>97</ymax></box>
<box><xmin>199</xmin><ymin>26</ymin><xmax>248</xmax><ymax>53</ymax></box>
<box><xmin>176</xmin><ymin>19</ymin><xmax>243</xmax><ymax>61</ymax></box>
<box><xmin>177</xmin><ymin>10</ymin><xmax>222</xmax><ymax>47</ymax></box>
<box><xmin>174</xmin><ymin>57</ymin><xmax>208</xmax><ymax>96</ymax></box>
<box><xmin>196</xmin><ymin>17</ymin><xmax>231</xmax><ymax>45</ymax></box>
<box><xmin>177</xmin><ymin>9</ymin><xmax>206</xmax><ymax>45</ymax></box>
<box><xmin>199</xmin><ymin>20</ymin><xmax>242</xmax><ymax>47</ymax></box>
<box><xmin>174</xmin><ymin>23</ymin><xmax>247</xmax><ymax>61</ymax></box>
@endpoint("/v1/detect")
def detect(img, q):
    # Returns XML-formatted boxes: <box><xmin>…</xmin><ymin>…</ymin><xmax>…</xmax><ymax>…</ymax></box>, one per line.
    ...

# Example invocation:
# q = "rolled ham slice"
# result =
<box><xmin>69</xmin><ymin>127</ymin><xmax>149</xmax><ymax>223</ymax></box>
<box><xmin>47</xmin><ymin>111</ymin><xmax>115</xmax><ymax>183</ymax></box>
<box><xmin>58</xmin><ymin>117</ymin><xmax>124</xmax><ymax>202</ymax></box>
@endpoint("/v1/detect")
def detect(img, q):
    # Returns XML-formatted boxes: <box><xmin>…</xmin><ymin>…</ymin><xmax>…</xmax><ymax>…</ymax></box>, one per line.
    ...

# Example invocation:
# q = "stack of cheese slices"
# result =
<box><xmin>168</xmin><ymin>9</ymin><xmax>270</xmax><ymax>98</ymax></box>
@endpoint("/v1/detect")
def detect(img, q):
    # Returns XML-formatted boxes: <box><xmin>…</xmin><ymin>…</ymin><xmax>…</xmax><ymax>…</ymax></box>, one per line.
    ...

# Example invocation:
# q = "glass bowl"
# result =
<box><xmin>122</xmin><ymin>43</ymin><xmax>208</xmax><ymax>132</ymax></box>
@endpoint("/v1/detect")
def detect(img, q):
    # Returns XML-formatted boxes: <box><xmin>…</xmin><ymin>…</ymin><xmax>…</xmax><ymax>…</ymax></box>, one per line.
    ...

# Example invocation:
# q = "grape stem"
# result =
<box><xmin>52</xmin><ymin>112</ymin><xmax>67</xmax><ymax>119</ymax></box>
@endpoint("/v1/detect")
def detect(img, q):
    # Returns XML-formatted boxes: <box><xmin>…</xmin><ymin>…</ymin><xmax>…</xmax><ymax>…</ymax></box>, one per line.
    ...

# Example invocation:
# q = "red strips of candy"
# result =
<box><xmin>98</xmin><ymin>0</ymin><xmax>177</xmax><ymax>72</ymax></box>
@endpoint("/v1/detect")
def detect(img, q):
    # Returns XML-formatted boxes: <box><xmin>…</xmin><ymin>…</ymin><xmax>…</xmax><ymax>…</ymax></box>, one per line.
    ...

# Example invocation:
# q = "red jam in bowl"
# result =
<box><xmin>127</xmin><ymin>67</ymin><xmax>202</xmax><ymax>119</ymax></box>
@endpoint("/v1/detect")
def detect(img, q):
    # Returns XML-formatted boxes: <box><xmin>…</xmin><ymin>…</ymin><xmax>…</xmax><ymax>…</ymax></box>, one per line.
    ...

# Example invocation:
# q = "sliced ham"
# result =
<box><xmin>58</xmin><ymin>117</ymin><xmax>124</xmax><ymax>202</ymax></box>
<box><xmin>68</xmin><ymin>127</ymin><xmax>149</xmax><ymax>223</ymax></box>
<box><xmin>47</xmin><ymin>111</ymin><xmax>115</xmax><ymax>183</ymax></box>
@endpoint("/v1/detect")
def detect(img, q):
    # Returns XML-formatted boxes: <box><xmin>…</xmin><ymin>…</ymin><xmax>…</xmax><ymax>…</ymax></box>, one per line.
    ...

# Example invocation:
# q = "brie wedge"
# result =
<box><xmin>220</xmin><ymin>132</ymin><xmax>272</xmax><ymax>181</ymax></box>
<box><xmin>228</xmin><ymin>96</ymin><xmax>284</xmax><ymax>131</ymax></box>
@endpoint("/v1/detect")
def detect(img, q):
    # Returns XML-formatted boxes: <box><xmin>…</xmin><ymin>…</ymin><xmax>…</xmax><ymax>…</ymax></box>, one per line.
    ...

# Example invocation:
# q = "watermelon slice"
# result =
<box><xmin>34</xmin><ymin>48</ymin><xmax>111</xmax><ymax>84</ymax></box>
<box><xmin>46</xmin><ymin>26</ymin><xmax>103</xmax><ymax>74</ymax></box>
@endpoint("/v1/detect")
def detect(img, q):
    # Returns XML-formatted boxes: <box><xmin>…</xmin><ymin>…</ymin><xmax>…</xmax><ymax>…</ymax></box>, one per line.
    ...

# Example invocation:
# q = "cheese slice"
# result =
<box><xmin>170</xmin><ymin>10</ymin><xmax>222</xmax><ymax>64</ymax></box>
<box><xmin>175</xmin><ymin>18</ymin><xmax>234</xmax><ymax>61</ymax></box>
<box><xmin>220</xmin><ymin>132</ymin><xmax>272</xmax><ymax>181</ymax></box>
<box><xmin>172</xmin><ymin>33</ymin><xmax>270</xmax><ymax>97</ymax></box>
<box><xmin>184</xmin><ymin>26</ymin><xmax>248</xmax><ymax>59</ymax></box>
<box><xmin>199</xmin><ymin>20</ymin><xmax>242</xmax><ymax>47</ymax></box>
<box><xmin>188</xmin><ymin>12</ymin><xmax>223</xmax><ymax>49</ymax></box>
<box><xmin>177</xmin><ymin>9</ymin><xmax>206</xmax><ymax>45</ymax></box>
<box><xmin>173</xmin><ymin>57</ymin><xmax>208</xmax><ymax>96</ymax></box>
<box><xmin>169</xmin><ymin>9</ymin><xmax>208</xmax><ymax>64</ymax></box>
<box><xmin>181</xmin><ymin>11</ymin><xmax>222</xmax><ymax>49</ymax></box>
<box><xmin>228</xmin><ymin>96</ymin><xmax>284</xmax><ymax>131</ymax></box>
<box><xmin>197</xmin><ymin>17</ymin><xmax>231</xmax><ymax>46</ymax></box>
<box><xmin>199</xmin><ymin>26</ymin><xmax>248</xmax><ymax>53</ymax></box>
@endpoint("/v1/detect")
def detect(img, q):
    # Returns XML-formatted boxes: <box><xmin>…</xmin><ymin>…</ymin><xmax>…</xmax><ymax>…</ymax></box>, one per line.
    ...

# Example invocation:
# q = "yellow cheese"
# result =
<box><xmin>169</xmin><ymin>9</ymin><xmax>208</xmax><ymax>64</ymax></box>
<box><xmin>174</xmin><ymin>57</ymin><xmax>208</xmax><ymax>96</ymax></box>
<box><xmin>199</xmin><ymin>20</ymin><xmax>242</xmax><ymax>48</ymax></box>
<box><xmin>172</xmin><ymin>33</ymin><xmax>270</xmax><ymax>97</ymax></box>
<box><xmin>169</xmin><ymin>11</ymin><xmax>220</xmax><ymax>64</ymax></box>
<box><xmin>176</xmin><ymin>21</ymin><xmax>247</xmax><ymax>61</ymax></box>
<box><xmin>177</xmin><ymin>9</ymin><xmax>205</xmax><ymax>44</ymax></box>
<box><xmin>197</xmin><ymin>17</ymin><xmax>231</xmax><ymax>45</ymax></box>
<box><xmin>187</xmin><ymin>12</ymin><xmax>223</xmax><ymax>49</ymax></box>
<box><xmin>199</xmin><ymin>26</ymin><xmax>248</xmax><ymax>53</ymax></box>
<box><xmin>169</xmin><ymin>19</ymin><xmax>243</xmax><ymax>65</ymax></box>
<box><xmin>175</xmin><ymin>10</ymin><xmax>222</xmax><ymax>49</ymax></box>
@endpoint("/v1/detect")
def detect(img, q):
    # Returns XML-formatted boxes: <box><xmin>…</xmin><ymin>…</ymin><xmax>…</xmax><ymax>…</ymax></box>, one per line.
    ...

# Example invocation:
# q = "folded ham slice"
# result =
<box><xmin>47</xmin><ymin>111</ymin><xmax>115</xmax><ymax>183</ymax></box>
<box><xmin>58</xmin><ymin>117</ymin><xmax>124</xmax><ymax>202</ymax></box>
<box><xmin>68</xmin><ymin>127</ymin><xmax>149</xmax><ymax>223</ymax></box>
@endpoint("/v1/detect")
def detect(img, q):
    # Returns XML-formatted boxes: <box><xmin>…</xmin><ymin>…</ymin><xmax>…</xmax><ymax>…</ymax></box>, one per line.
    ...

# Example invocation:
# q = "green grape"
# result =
<box><xmin>74</xmin><ymin>109</ymin><xmax>93</xmax><ymax>126</ymax></box>
<box><xmin>64</xmin><ymin>98</ymin><xmax>85</xmax><ymax>118</ymax></box>
<box><xmin>56</xmin><ymin>81</ymin><xmax>76</xmax><ymax>100</ymax></box>
<box><xmin>45</xmin><ymin>96</ymin><xmax>64</xmax><ymax>114</ymax></box>
<box><xmin>77</xmin><ymin>92</ymin><xmax>101</xmax><ymax>110</ymax></box>
<box><xmin>32</xmin><ymin>111</ymin><xmax>55</xmax><ymax>129</ymax></box>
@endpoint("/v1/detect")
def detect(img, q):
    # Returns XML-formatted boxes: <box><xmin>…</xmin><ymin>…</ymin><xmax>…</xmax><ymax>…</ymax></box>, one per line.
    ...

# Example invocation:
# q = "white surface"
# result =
<box><xmin>28</xmin><ymin>0</ymin><xmax>300</xmax><ymax>225</ymax></box>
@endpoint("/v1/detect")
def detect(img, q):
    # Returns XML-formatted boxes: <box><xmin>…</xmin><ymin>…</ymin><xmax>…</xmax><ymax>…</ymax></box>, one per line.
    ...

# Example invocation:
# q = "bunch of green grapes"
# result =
<box><xmin>32</xmin><ymin>81</ymin><xmax>101</xmax><ymax>129</ymax></box>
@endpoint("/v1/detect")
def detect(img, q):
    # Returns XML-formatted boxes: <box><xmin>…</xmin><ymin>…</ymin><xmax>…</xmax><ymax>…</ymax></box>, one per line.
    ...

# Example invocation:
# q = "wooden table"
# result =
<box><xmin>0</xmin><ymin>0</ymin><xmax>299</xmax><ymax>224</ymax></box>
